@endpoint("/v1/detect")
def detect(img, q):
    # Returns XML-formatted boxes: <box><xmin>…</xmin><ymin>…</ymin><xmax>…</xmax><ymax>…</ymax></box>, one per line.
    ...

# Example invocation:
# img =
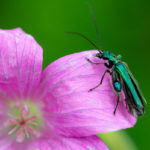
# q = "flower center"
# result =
<box><xmin>4</xmin><ymin>102</ymin><xmax>43</xmax><ymax>143</ymax></box>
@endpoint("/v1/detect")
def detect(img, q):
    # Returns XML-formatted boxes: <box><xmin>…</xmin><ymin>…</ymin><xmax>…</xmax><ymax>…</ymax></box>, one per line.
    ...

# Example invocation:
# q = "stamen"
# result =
<box><xmin>16</xmin><ymin>126</ymin><xmax>24</xmax><ymax>137</ymax></box>
<box><xmin>24</xmin><ymin>127</ymin><xmax>30</xmax><ymax>138</ymax></box>
<box><xmin>28</xmin><ymin>121</ymin><xmax>38</xmax><ymax>126</ymax></box>
<box><xmin>4</xmin><ymin>119</ymin><xmax>19</xmax><ymax>127</ymax></box>
<box><xmin>25</xmin><ymin>125</ymin><xmax>40</xmax><ymax>137</ymax></box>
<box><xmin>4</xmin><ymin>103</ymin><xmax>42</xmax><ymax>143</ymax></box>
<box><xmin>24</xmin><ymin>104</ymin><xmax>29</xmax><ymax>116</ymax></box>
<box><xmin>25</xmin><ymin>115</ymin><xmax>37</xmax><ymax>122</ymax></box>
<box><xmin>16</xmin><ymin>127</ymin><xmax>25</xmax><ymax>143</ymax></box>
<box><xmin>7</xmin><ymin>113</ymin><xmax>18</xmax><ymax>120</ymax></box>
<box><xmin>8</xmin><ymin>125</ymin><xmax>19</xmax><ymax>135</ymax></box>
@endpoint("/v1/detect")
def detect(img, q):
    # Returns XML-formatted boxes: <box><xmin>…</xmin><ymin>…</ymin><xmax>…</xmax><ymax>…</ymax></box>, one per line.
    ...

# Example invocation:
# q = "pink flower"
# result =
<box><xmin>0</xmin><ymin>28</ymin><xmax>136</xmax><ymax>150</ymax></box>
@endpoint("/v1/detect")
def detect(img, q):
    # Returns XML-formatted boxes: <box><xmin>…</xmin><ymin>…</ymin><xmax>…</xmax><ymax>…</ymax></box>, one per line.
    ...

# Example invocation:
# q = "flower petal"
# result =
<box><xmin>26</xmin><ymin>135</ymin><xmax>108</xmax><ymax>150</ymax></box>
<box><xmin>39</xmin><ymin>50</ymin><xmax>136</xmax><ymax>137</ymax></box>
<box><xmin>0</xmin><ymin>28</ymin><xmax>43</xmax><ymax>99</ymax></box>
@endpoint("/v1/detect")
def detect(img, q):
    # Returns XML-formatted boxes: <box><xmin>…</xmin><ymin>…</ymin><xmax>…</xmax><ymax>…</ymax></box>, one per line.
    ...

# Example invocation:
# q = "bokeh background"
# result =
<box><xmin>0</xmin><ymin>0</ymin><xmax>149</xmax><ymax>149</ymax></box>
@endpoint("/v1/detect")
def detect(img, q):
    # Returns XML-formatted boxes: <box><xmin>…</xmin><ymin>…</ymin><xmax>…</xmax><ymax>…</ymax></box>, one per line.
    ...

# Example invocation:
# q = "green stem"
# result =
<box><xmin>97</xmin><ymin>131</ymin><xmax>138</xmax><ymax>150</ymax></box>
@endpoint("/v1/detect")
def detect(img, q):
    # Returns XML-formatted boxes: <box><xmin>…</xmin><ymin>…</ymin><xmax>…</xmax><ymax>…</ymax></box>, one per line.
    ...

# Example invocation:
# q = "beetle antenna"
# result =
<box><xmin>87</xmin><ymin>3</ymin><xmax>103</xmax><ymax>53</ymax></box>
<box><xmin>65</xmin><ymin>32</ymin><xmax>99</xmax><ymax>50</ymax></box>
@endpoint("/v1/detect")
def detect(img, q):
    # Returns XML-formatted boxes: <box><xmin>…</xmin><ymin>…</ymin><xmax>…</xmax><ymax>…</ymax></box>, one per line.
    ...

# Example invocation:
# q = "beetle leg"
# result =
<box><xmin>88</xmin><ymin>70</ymin><xmax>111</xmax><ymax>92</ymax></box>
<box><xmin>86</xmin><ymin>58</ymin><xmax>104</xmax><ymax>65</ymax></box>
<box><xmin>113</xmin><ymin>94</ymin><xmax>121</xmax><ymax>115</ymax></box>
<box><xmin>104</xmin><ymin>62</ymin><xmax>113</xmax><ymax>68</ymax></box>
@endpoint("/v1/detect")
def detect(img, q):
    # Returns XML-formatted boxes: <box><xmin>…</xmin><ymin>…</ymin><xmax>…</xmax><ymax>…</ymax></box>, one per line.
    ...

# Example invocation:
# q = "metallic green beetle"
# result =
<box><xmin>87</xmin><ymin>50</ymin><xmax>146</xmax><ymax>116</ymax></box>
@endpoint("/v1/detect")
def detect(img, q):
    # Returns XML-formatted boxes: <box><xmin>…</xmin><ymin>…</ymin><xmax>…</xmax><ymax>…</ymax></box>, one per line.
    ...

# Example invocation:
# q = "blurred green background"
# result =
<box><xmin>0</xmin><ymin>0</ymin><xmax>149</xmax><ymax>149</ymax></box>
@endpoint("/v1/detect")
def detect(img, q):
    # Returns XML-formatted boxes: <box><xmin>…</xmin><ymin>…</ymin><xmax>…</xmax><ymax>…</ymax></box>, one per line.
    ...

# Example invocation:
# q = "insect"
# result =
<box><xmin>65</xmin><ymin>5</ymin><xmax>146</xmax><ymax>117</ymax></box>
<box><xmin>86</xmin><ymin>50</ymin><xmax>146</xmax><ymax>116</ymax></box>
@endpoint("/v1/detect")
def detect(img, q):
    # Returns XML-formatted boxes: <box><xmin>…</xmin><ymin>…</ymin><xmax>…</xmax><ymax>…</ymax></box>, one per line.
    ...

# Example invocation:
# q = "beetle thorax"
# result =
<box><xmin>104</xmin><ymin>51</ymin><xmax>119</xmax><ymax>64</ymax></box>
